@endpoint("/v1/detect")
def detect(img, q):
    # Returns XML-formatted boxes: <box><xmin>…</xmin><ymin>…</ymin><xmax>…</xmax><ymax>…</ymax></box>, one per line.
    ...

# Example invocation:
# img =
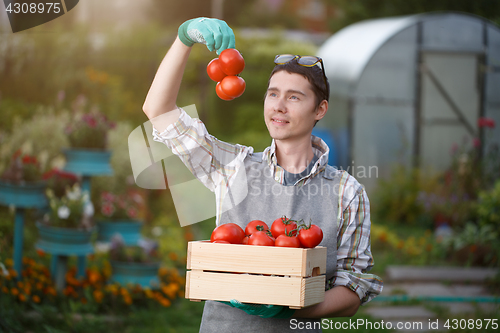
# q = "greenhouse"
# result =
<box><xmin>316</xmin><ymin>12</ymin><xmax>500</xmax><ymax>193</ymax></box>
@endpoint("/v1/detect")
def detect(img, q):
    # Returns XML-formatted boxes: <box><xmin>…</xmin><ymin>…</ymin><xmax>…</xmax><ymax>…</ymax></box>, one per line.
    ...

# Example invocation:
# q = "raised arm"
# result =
<box><xmin>142</xmin><ymin>36</ymin><xmax>191</xmax><ymax>130</ymax></box>
<box><xmin>143</xmin><ymin>18</ymin><xmax>235</xmax><ymax>132</ymax></box>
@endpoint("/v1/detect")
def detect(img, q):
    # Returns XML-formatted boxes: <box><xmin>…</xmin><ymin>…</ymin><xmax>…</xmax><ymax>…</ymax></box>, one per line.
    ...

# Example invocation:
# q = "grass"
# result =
<box><xmin>1</xmin><ymin>295</ymin><xmax>396</xmax><ymax>333</ymax></box>
<box><xmin>0</xmin><ymin>296</ymin><xmax>394</xmax><ymax>333</ymax></box>
<box><xmin>0</xmin><ymin>297</ymin><xmax>205</xmax><ymax>333</ymax></box>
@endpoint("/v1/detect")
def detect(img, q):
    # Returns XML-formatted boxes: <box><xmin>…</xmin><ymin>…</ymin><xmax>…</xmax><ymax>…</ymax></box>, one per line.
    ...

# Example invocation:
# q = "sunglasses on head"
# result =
<box><xmin>274</xmin><ymin>54</ymin><xmax>328</xmax><ymax>92</ymax></box>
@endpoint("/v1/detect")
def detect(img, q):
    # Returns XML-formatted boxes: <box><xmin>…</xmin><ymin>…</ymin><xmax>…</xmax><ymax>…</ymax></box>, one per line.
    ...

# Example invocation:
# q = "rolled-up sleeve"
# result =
<box><xmin>327</xmin><ymin>172</ymin><xmax>384</xmax><ymax>305</ymax></box>
<box><xmin>152</xmin><ymin>108</ymin><xmax>251</xmax><ymax>193</ymax></box>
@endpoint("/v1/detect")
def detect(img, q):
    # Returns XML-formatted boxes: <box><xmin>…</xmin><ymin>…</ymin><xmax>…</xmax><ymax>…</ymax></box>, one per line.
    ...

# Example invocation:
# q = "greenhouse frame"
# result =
<box><xmin>316</xmin><ymin>12</ymin><xmax>500</xmax><ymax>192</ymax></box>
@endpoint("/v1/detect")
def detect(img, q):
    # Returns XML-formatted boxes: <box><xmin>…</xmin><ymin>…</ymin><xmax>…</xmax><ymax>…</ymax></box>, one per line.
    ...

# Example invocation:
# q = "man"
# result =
<box><xmin>143</xmin><ymin>17</ymin><xmax>382</xmax><ymax>332</ymax></box>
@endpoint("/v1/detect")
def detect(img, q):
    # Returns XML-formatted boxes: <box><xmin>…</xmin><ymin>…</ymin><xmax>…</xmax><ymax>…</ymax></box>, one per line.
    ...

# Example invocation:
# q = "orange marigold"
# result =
<box><xmin>41</xmin><ymin>267</ymin><xmax>50</xmax><ymax>277</ymax></box>
<box><xmin>36</xmin><ymin>248</ymin><xmax>46</xmax><ymax>257</ymax></box>
<box><xmin>63</xmin><ymin>286</ymin><xmax>74</xmax><ymax>296</ymax></box>
<box><xmin>93</xmin><ymin>290</ymin><xmax>104</xmax><ymax>303</ymax></box>
<box><xmin>162</xmin><ymin>283</ymin><xmax>180</xmax><ymax>299</ymax></box>
<box><xmin>32</xmin><ymin>295</ymin><xmax>41</xmax><ymax>303</ymax></box>
<box><xmin>45</xmin><ymin>287</ymin><xmax>57</xmax><ymax>296</ymax></box>
<box><xmin>88</xmin><ymin>270</ymin><xmax>101</xmax><ymax>285</ymax></box>
<box><xmin>123</xmin><ymin>294</ymin><xmax>132</xmax><ymax>305</ymax></box>
<box><xmin>168</xmin><ymin>252</ymin><xmax>178</xmax><ymax>261</ymax></box>
<box><xmin>158</xmin><ymin>297</ymin><xmax>171</xmax><ymax>307</ymax></box>
<box><xmin>106</xmin><ymin>284</ymin><xmax>119</xmax><ymax>295</ymax></box>
<box><xmin>120</xmin><ymin>287</ymin><xmax>129</xmax><ymax>297</ymax></box>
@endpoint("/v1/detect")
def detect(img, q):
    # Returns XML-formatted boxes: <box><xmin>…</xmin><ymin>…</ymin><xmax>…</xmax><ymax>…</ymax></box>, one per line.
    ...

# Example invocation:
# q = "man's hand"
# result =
<box><xmin>221</xmin><ymin>300</ymin><xmax>296</xmax><ymax>319</ymax></box>
<box><xmin>178</xmin><ymin>17</ymin><xmax>235</xmax><ymax>54</ymax></box>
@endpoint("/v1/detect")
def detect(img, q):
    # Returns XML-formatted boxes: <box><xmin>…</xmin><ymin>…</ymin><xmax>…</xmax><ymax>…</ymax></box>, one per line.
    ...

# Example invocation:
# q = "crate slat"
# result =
<box><xmin>187</xmin><ymin>241</ymin><xmax>326</xmax><ymax>277</ymax></box>
<box><xmin>186</xmin><ymin>270</ymin><xmax>325</xmax><ymax>308</ymax></box>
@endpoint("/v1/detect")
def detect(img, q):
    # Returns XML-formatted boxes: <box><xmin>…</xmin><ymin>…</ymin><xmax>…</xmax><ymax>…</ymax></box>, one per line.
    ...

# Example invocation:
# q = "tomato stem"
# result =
<box><xmin>297</xmin><ymin>218</ymin><xmax>311</xmax><ymax>230</ymax></box>
<box><xmin>284</xmin><ymin>227</ymin><xmax>299</xmax><ymax>237</ymax></box>
<box><xmin>256</xmin><ymin>225</ymin><xmax>266</xmax><ymax>232</ymax></box>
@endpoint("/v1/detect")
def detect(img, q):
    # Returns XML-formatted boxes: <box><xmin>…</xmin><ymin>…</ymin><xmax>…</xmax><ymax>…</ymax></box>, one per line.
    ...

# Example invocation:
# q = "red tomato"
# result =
<box><xmin>298</xmin><ymin>224</ymin><xmax>323</xmax><ymax>248</ymax></box>
<box><xmin>271</xmin><ymin>216</ymin><xmax>298</xmax><ymax>239</ymax></box>
<box><xmin>220</xmin><ymin>76</ymin><xmax>245</xmax><ymax>98</ymax></box>
<box><xmin>248</xmin><ymin>231</ymin><xmax>275</xmax><ymax>246</ymax></box>
<box><xmin>210</xmin><ymin>223</ymin><xmax>245</xmax><ymax>244</ymax></box>
<box><xmin>212</xmin><ymin>240</ymin><xmax>230</xmax><ymax>244</ymax></box>
<box><xmin>245</xmin><ymin>220</ymin><xmax>269</xmax><ymax>235</ymax></box>
<box><xmin>218</xmin><ymin>48</ymin><xmax>245</xmax><ymax>76</ymax></box>
<box><xmin>216</xmin><ymin>82</ymin><xmax>234</xmax><ymax>101</ymax></box>
<box><xmin>275</xmin><ymin>233</ymin><xmax>301</xmax><ymax>248</ymax></box>
<box><xmin>207</xmin><ymin>58</ymin><xmax>227</xmax><ymax>82</ymax></box>
<box><xmin>242</xmin><ymin>236</ymin><xmax>249</xmax><ymax>244</ymax></box>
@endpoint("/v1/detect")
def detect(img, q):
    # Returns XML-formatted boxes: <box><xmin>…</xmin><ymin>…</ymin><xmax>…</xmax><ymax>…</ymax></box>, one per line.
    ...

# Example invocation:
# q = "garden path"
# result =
<box><xmin>362</xmin><ymin>266</ymin><xmax>500</xmax><ymax>332</ymax></box>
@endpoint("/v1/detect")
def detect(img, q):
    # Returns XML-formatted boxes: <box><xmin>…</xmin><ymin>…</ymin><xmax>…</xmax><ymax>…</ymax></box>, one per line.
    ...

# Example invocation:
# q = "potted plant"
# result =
<box><xmin>108</xmin><ymin>235</ymin><xmax>160</xmax><ymax>288</ymax></box>
<box><xmin>95</xmin><ymin>189</ymin><xmax>145</xmax><ymax>245</ymax></box>
<box><xmin>0</xmin><ymin>150</ymin><xmax>47</xmax><ymax>208</ymax></box>
<box><xmin>36</xmin><ymin>181</ymin><xmax>96</xmax><ymax>288</ymax></box>
<box><xmin>41</xmin><ymin>168</ymin><xmax>80</xmax><ymax>199</ymax></box>
<box><xmin>36</xmin><ymin>183</ymin><xmax>95</xmax><ymax>250</ymax></box>
<box><xmin>63</xmin><ymin>107</ymin><xmax>115</xmax><ymax>176</ymax></box>
<box><xmin>0</xmin><ymin>150</ymin><xmax>48</xmax><ymax>276</ymax></box>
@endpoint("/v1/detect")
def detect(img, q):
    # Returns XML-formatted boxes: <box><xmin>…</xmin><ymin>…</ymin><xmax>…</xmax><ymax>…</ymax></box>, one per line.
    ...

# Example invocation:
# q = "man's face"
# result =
<box><xmin>264</xmin><ymin>71</ymin><xmax>324</xmax><ymax>143</ymax></box>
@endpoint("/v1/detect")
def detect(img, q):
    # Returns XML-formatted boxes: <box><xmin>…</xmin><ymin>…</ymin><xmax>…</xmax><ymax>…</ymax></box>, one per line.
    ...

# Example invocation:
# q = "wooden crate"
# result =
<box><xmin>185</xmin><ymin>241</ymin><xmax>327</xmax><ymax>308</ymax></box>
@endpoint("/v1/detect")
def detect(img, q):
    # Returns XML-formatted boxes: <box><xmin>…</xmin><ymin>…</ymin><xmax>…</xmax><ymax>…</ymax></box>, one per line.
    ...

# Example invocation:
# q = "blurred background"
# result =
<box><xmin>0</xmin><ymin>0</ymin><xmax>499</xmax><ymax>332</ymax></box>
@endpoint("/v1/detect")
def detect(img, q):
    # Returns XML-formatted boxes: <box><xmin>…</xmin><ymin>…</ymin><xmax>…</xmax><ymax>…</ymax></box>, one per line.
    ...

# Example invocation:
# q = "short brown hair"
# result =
<box><xmin>268</xmin><ymin>59</ymin><xmax>330</xmax><ymax>108</ymax></box>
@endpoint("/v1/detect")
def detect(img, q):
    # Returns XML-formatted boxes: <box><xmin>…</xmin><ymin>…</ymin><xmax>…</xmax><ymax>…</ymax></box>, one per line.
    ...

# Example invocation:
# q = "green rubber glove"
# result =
<box><xmin>221</xmin><ymin>300</ymin><xmax>296</xmax><ymax>319</ymax></box>
<box><xmin>178</xmin><ymin>17</ymin><xmax>235</xmax><ymax>54</ymax></box>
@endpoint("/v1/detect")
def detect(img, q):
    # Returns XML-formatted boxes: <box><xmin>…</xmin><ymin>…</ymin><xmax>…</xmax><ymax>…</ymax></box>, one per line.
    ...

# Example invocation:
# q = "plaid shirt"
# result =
<box><xmin>153</xmin><ymin>108</ymin><xmax>383</xmax><ymax>305</ymax></box>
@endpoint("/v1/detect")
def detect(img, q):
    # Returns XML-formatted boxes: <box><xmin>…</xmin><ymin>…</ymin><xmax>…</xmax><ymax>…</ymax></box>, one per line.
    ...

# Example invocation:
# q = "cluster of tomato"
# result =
<box><xmin>210</xmin><ymin>216</ymin><xmax>323</xmax><ymax>248</ymax></box>
<box><xmin>206</xmin><ymin>48</ymin><xmax>246</xmax><ymax>101</ymax></box>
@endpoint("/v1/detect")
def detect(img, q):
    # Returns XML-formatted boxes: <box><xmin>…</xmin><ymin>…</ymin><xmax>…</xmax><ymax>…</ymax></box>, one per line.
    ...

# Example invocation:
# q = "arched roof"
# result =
<box><xmin>317</xmin><ymin>12</ymin><xmax>500</xmax><ymax>95</ymax></box>
<box><xmin>318</xmin><ymin>15</ymin><xmax>418</xmax><ymax>90</ymax></box>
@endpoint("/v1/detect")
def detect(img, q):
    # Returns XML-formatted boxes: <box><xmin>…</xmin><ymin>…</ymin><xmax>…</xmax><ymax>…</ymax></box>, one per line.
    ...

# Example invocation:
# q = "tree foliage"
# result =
<box><xmin>148</xmin><ymin>0</ymin><xmax>256</xmax><ymax>29</ymax></box>
<box><xmin>326</xmin><ymin>0</ymin><xmax>500</xmax><ymax>32</ymax></box>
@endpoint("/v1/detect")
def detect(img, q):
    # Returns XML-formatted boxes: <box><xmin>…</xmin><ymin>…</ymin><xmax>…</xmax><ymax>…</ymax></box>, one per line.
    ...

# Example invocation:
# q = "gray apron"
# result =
<box><xmin>199</xmin><ymin>152</ymin><xmax>341</xmax><ymax>333</ymax></box>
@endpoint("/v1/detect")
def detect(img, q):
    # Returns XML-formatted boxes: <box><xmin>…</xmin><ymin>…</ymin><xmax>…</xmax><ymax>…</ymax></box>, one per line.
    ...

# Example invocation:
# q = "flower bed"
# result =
<box><xmin>0</xmin><ymin>255</ymin><xmax>184</xmax><ymax>312</ymax></box>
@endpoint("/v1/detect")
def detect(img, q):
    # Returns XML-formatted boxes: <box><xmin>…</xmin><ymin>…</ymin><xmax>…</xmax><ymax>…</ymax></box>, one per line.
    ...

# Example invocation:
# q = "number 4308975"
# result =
<box><xmin>444</xmin><ymin>319</ymin><xmax>498</xmax><ymax>330</ymax></box>
<box><xmin>5</xmin><ymin>2</ymin><xmax>61</xmax><ymax>14</ymax></box>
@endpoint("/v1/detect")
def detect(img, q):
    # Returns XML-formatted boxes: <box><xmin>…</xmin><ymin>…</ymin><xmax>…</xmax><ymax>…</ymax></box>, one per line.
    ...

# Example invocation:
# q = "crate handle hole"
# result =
<box><xmin>312</xmin><ymin>267</ymin><xmax>320</xmax><ymax>276</ymax></box>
